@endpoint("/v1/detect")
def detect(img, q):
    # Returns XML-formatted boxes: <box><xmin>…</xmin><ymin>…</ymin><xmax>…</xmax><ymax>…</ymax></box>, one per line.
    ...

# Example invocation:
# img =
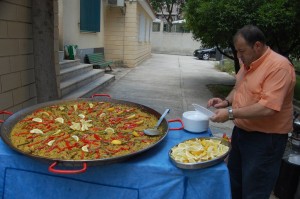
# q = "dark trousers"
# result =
<box><xmin>228</xmin><ymin>126</ymin><xmax>288</xmax><ymax>199</ymax></box>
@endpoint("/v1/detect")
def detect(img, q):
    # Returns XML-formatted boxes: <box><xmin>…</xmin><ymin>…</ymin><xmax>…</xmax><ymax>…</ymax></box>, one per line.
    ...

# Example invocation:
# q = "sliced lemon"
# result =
<box><xmin>53</xmin><ymin>129</ymin><xmax>61</xmax><ymax>135</ymax></box>
<box><xmin>71</xmin><ymin>135</ymin><xmax>79</xmax><ymax>142</ymax></box>
<box><xmin>59</xmin><ymin>106</ymin><xmax>65</xmax><ymax>111</ymax></box>
<box><xmin>88</xmin><ymin>103</ymin><xmax>94</xmax><ymax>108</ymax></box>
<box><xmin>47</xmin><ymin>140</ymin><xmax>55</xmax><ymax>146</ymax></box>
<box><xmin>135</xmin><ymin>120</ymin><xmax>144</xmax><ymax>125</ymax></box>
<box><xmin>78</xmin><ymin>114</ymin><xmax>85</xmax><ymax>119</ymax></box>
<box><xmin>126</xmin><ymin>114</ymin><xmax>135</xmax><ymax>119</ymax></box>
<box><xmin>30</xmin><ymin>129</ymin><xmax>44</xmax><ymax>134</ymax></box>
<box><xmin>99</xmin><ymin>113</ymin><xmax>106</xmax><ymax>118</ymax></box>
<box><xmin>111</xmin><ymin>140</ymin><xmax>122</xmax><ymax>145</ymax></box>
<box><xmin>117</xmin><ymin>111</ymin><xmax>124</xmax><ymax>115</ymax></box>
<box><xmin>73</xmin><ymin>104</ymin><xmax>78</xmax><ymax>111</ymax></box>
<box><xmin>107</xmin><ymin>107</ymin><xmax>115</xmax><ymax>112</ymax></box>
<box><xmin>81</xmin><ymin>145</ymin><xmax>89</xmax><ymax>152</ymax></box>
<box><xmin>32</xmin><ymin>118</ymin><xmax>43</xmax><ymax>123</ymax></box>
<box><xmin>41</xmin><ymin>111</ymin><xmax>49</xmax><ymax>116</ymax></box>
<box><xmin>104</xmin><ymin>127</ymin><xmax>115</xmax><ymax>134</ymax></box>
<box><xmin>132</xmin><ymin>131</ymin><xmax>140</xmax><ymax>137</ymax></box>
<box><xmin>55</xmin><ymin>117</ymin><xmax>64</xmax><ymax>124</ymax></box>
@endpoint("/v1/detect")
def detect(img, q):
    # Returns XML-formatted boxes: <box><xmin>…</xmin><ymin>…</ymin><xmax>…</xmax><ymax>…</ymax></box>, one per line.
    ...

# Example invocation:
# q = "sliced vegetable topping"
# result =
<box><xmin>78</xmin><ymin>114</ymin><xmax>85</xmax><ymax>119</ymax></box>
<box><xmin>126</xmin><ymin>114</ymin><xmax>135</xmax><ymax>119</ymax></box>
<box><xmin>55</xmin><ymin>117</ymin><xmax>64</xmax><ymax>124</ymax></box>
<box><xmin>82</xmin><ymin>145</ymin><xmax>89</xmax><ymax>152</ymax></box>
<box><xmin>47</xmin><ymin>140</ymin><xmax>55</xmax><ymax>146</ymax></box>
<box><xmin>71</xmin><ymin>135</ymin><xmax>79</xmax><ymax>142</ymax></box>
<box><xmin>32</xmin><ymin>118</ymin><xmax>43</xmax><ymax>123</ymax></box>
<box><xmin>105</xmin><ymin>127</ymin><xmax>115</xmax><ymax>134</ymax></box>
<box><xmin>111</xmin><ymin>140</ymin><xmax>122</xmax><ymax>145</ymax></box>
<box><xmin>30</xmin><ymin>129</ymin><xmax>44</xmax><ymax>134</ymax></box>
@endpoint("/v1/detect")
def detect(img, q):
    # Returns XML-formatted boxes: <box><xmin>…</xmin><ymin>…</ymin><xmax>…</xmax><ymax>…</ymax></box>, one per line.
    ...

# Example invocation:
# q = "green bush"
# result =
<box><xmin>295</xmin><ymin>76</ymin><xmax>300</xmax><ymax>101</ymax></box>
<box><xmin>215</xmin><ymin>59</ymin><xmax>235</xmax><ymax>75</ymax></box>
<box><xmin>293</xmin><ymin>60</ymin><xmax>300</xmax><ymax>72</ymax></box>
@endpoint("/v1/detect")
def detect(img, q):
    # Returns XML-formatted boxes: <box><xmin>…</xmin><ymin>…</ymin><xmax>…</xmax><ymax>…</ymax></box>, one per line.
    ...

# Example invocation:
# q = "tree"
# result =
<box><xmin>150</xmin><ymin>0</ymin><xmax>186</xmax><ymax>30</ymax></box>
<box><xmin>184</xmin><ymin>0</ymin><xmax>300</xmax><ymax>73</ymax></box>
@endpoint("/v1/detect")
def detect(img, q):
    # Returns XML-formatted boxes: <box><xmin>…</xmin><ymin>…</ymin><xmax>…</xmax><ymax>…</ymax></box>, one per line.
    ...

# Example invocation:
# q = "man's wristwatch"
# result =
<box><xmin>228</xmin><ymin>108</ymin><xmax>234</xmax><ymax>120</ymax></box>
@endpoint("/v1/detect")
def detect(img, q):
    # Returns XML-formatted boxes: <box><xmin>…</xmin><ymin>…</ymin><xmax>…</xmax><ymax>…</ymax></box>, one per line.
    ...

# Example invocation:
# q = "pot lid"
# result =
<box><xmin>192</xmin><ymin>104</ymin><xmax>215</xmax><ymax>118</ymax></box>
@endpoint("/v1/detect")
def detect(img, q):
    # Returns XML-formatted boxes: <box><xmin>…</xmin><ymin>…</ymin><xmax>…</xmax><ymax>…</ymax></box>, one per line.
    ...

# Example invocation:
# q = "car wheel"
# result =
<box><xmin>202</xmin><ymin>53</ymin><xmax>210</xmax><ymax>60</ymax></box>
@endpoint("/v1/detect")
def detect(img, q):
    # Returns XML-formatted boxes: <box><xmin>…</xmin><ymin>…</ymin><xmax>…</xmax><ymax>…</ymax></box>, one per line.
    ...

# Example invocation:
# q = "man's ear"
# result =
<box><xmin>254</xmin><ymin>41</ymin><xmax>263</xmax><ymax>49</ymax></box>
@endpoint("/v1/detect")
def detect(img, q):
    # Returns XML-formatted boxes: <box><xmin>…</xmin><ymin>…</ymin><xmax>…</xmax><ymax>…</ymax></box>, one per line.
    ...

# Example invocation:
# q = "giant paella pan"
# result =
<box><xmin>0</xmin><ymin>94</ymin><xmax>171</xmax><ymax>174</ymax></box>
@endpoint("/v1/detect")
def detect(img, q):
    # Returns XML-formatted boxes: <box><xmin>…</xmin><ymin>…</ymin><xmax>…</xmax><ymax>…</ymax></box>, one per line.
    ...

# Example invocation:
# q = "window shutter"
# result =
<box><xmin>80</xmin><ymin>0</ymin><xmax>100</xmax><ymax>32</ymax></box>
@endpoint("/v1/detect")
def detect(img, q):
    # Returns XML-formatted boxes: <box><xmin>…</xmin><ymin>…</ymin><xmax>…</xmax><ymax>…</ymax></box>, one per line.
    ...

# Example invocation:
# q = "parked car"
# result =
<box><xmin>193</xmin><ymin>47</ymin><xmax>217</xmax><ymax>60</ymax></box>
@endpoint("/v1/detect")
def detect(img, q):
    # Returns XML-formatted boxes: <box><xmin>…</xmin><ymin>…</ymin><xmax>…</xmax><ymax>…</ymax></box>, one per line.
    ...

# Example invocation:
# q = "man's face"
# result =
<box><xmin>234</xmin><ymin>35</ymin><xmax>260</xmax><ymax>68</ymax></box>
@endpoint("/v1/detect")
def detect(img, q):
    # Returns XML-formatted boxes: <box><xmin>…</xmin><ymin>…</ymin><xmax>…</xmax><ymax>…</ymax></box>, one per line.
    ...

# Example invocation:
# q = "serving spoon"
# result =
<box><xmin>143</xmin><ymin>109</ymin><xmax>170</xmax><ymax>136</ymax></box>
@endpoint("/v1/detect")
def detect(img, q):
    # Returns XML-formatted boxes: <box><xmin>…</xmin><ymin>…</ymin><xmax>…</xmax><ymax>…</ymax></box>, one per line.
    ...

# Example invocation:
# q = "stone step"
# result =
<box><xmin>60</xmin><ymin>63</ymin><xmax>93</xmax><ymax>82</ymax></box>
<box><xmin>59</xmin><ymin>51</ymin><xmax>64</xmax><ymax>62</ymax></box>
<box><xmin>63</xmin><ymin>74</ymin><xmax>115</xmax><ymax>99</ymax></box>
<box><xmin>60</xmin><ymin>69</ymin><xmax>105</xmax><ymax>97</ymax></box>
<box><xmin>59</xmin><ymin>59</ymin><xmax>81</xmax><ymax>70</ymax></box>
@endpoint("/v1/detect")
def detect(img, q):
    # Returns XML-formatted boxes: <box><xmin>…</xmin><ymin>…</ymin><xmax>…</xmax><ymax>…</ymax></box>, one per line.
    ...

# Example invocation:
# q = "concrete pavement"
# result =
<box><xmin>98</xmin><ymin>53</ymin><xmax>236</xmax><ymax>137</ymax></box>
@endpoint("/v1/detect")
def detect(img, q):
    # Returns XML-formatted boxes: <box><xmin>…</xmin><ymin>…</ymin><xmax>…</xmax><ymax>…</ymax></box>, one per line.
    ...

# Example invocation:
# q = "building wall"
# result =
<box><xmin>62</xmin><ymin>0</ymin><xmax>105</xmax><ymax>51</ymax></box>
<box><xmin>0</xmin><ymin>0</ymin><xmax>37</xmax><ymax>117</ymax></box>
<box><xmin>135</xmin><ymin>3</ymin><xmax>152</xmax><ymax>67</ymax></box>
<box><xmin>151</xmin><ymin>22</ymin><xmax>202</xmax><ymax>56</ymax></box>
<box><xmin>104</xmin><ymin>1</ymin><xmax>152</xmax><ymax>67</ymax></box>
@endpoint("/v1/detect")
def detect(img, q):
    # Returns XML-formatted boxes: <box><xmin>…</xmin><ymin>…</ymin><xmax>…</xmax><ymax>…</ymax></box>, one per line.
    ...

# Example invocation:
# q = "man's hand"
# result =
<box><xmin>207</xmin><ymin>98</ymin><xmax>228</xmax><ymax>108</ymax></box>
<box><xmin>210</xmin><ymin>108</ymin><xmax>229</xmax><ymax>123</ymax></box>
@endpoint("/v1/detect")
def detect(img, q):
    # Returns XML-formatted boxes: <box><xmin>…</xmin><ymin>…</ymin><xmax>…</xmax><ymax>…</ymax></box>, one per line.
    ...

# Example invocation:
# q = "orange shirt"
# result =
<box><xmin>233</xmin><ymin>47</ymin><xmax>296</xmax><ymax>134</ymax></box>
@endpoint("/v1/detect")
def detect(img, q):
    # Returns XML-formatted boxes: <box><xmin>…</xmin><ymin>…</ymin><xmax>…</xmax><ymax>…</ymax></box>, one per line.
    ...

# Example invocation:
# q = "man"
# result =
<box><xmin>207</xmin><ymin>25</ymin><xmax>296</xmax><ymax>199</ymax></box>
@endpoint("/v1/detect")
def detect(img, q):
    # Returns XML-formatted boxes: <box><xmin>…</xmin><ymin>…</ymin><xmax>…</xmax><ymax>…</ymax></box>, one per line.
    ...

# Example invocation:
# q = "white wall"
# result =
<box><xmin>62</xmin><ymin>0</ymin><xmax>104</xmax><ymax>49</ymax></box>
<box><xmin>151</xmin><ymin>30</ymin><xmax>201</xmax><ymax>56</ymax></box>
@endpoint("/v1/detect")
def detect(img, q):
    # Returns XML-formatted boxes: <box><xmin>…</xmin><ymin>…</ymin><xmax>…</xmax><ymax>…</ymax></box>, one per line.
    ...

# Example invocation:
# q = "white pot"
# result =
<box><xmin>182</xmin><ymin>111</ymin><xmax>209</xmax><ymax>133</ymax></box>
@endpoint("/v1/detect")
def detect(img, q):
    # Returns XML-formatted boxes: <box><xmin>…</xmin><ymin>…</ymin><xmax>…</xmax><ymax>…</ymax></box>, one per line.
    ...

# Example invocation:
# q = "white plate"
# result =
<box><xmin>192</xmin><ymin>104</ymin><xmax>215</xmax><ymax>117</ymax></box>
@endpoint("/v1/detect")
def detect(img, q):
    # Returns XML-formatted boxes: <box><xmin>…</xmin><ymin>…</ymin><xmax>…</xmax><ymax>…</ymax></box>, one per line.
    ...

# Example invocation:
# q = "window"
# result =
<box><xmin>145</xmin><ymin>19</ymin><xmax>149</xmax><ymax>42</ymax></box>
<box><xmin>152</xmin><ymin>22</ymin><xmax>160</xmax><ymax>32</ymax></box>
<box><xmin>80</xmin><ymin>0</ymin><xmax>100</xmax><ymax>32</ymax></box>
<box><xmin>138</xmin><ymin>13</ymin><xmax>145</xmax><ymax>42</ymax></box>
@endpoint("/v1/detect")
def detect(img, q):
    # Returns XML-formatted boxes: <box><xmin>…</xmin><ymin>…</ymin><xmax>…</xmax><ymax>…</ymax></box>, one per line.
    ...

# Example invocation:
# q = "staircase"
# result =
<box><xmin>59</xmin><ymin>52</ymin><xmax>115</xmax><ymax>99</ymax></box>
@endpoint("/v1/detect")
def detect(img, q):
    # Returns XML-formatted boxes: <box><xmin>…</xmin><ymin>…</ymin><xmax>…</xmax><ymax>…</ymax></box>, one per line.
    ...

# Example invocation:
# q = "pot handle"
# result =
<box><xmin>48</xmin><ymin>162</ymin><xmax>87</xmax><ymax>174</ymax></box>
<box><xmin>91</xmin><ymin>94</ymin><xmax>111</xmax><ymax>99</ymax></box>
<box><xmin>0</xmin><ymin>110</ymin><xmax>13</xmax><ymax>123</ymax></box>
<box><xmin>168</xmin><ymin>118</ymin><xmax>184</xmax><ymax>130</ymax></box>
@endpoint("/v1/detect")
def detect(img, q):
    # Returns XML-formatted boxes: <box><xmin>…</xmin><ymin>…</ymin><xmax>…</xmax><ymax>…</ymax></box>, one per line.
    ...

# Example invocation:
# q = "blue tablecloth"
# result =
<box><xmin>0</xmin><ymin>121</ymin><xmax>231</xmax><ymax>199</ymax></box>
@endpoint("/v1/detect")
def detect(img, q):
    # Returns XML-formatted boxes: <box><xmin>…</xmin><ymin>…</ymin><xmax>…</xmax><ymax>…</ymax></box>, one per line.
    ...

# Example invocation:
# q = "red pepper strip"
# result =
<box><xmin>28</xmin><ymin>140</ymin><xmax>43</xmax><ymax>147</ymax></box>
<box><xmin>138</xmin><ymin>131</ymin><xmax>145</xmax><ymax>136</ymax></box>
<box><xmin>46</xmin><ymin>145</ymin><xmax>61</xmax><ymax>152</ymax></box>
<box><xmin>95</xmin><ymin>151</ymin><xmax>100</xmax><ymax>159</ymax></box>
<box><xmin>117</xmin><ymin>132</ymin><xmax>125</xmax><ymax>138</ymax></box>
<box><xmin>56</xmin><ymin>134</ymin><xmax>70</xmax><ymax>143</ymax></box>
<box><xmin>88</xmin><ymin>108</ymin><xmax>94</xmax><ymax>113</ymax></box>
<box><xmin>65</xmin><ymin>140</ymin><xmax>72</xmax><ymax>149</ymax></box>
<box><xmin>26</xmin><ymin>134</ymin><xmax>40</xmax><ymax>139</ymax></box>
<box><xmin>81</xmin><ymin>151</ymin><xmax>85</xmax><ymax>159</ymax></box>
<box><xmin>15</xmin><ymin>132</ymin><xmax>30</xmax><ymax>136</ymax></box>
<box><xmin>19</xmin><ymin>117</ymin><xmax>34</xmax><ymax>123</ymax></box>
<box><xmin>90</xmin><ymin>127</ymin><xmax>101</xmax><ymax>132</ymax></box>
<box><xmin>94</xmin><ymin>134</ymin><xmax>102</xmax><ymax>140</ymax></box>
<box><xmin>81</xmin><ymin>139</ymin><xmax>91</xmax><ymax>144</ymax></box>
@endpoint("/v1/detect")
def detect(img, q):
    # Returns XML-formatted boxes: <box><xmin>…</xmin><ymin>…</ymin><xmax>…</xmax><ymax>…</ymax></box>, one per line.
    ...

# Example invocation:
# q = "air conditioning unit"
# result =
<box><xmin>108</xmin><ymin>0</ymin><xmax>125</xmax><ymax>7</ymax></box>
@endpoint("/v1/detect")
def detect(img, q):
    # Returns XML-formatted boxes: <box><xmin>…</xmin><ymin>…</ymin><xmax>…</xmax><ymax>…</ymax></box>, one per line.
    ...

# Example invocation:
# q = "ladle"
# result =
<box><xmin>143</xmin><ymin>109</ymin><xmax>170</xmax><ymax>136</ymax></box>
